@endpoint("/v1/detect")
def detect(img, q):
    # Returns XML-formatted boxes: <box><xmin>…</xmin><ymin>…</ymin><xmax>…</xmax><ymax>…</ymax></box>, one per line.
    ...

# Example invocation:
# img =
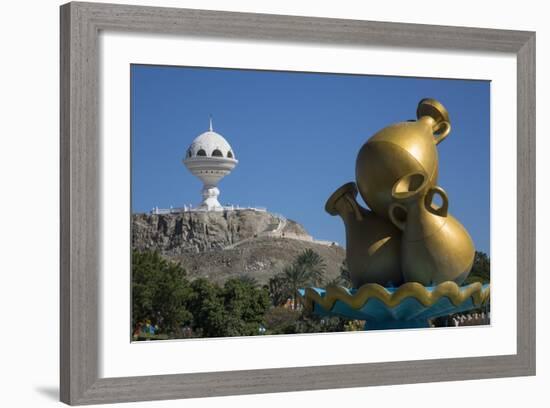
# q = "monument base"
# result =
<box><xmin>298</xmin><ymin>281</ymin><xmax>490</xmax><ymax>331</ymax></box>
<box><xmin>199</xmin><ymin>185</ymin><xmax>223</xmax><ymax>211</ymax></box>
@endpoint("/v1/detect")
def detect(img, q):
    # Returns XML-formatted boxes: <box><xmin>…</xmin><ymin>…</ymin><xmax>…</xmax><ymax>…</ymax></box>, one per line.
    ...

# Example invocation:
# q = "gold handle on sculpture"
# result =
<box><xmin>388</xmin><ymin>202</ymin><xmax>407</xmax><ymax>231</ymax></box>
<box><xmin>425</xmin><ymin>185</ymin><xmax>449</xmax><ymax>217</ymax></box>
<box><xmin>433</xmin><ymin>120</ymin><xmax>451</xmax><ymax>145</ymax></box>
<box><xmin>417</xmin><ymin>98</ymin><xmax>451</xmax><ymax>145</ymax></box>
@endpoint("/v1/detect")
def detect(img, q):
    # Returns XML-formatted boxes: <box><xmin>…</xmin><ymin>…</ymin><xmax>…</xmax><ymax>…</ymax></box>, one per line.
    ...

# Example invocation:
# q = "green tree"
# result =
<box><xmin>339</xmin><ymin>260</ymin><xmax>352</xmax><ymax>287</ymax></box>
<box><xmin>281</xmin><ymin>249</ymin><xmax>329</xmax><ymax>308</ymax></box>
<box><xmin>464</xmin><ymin>251</ymin><xmax>490</xmax><ymax>285</ymax></box>
<box><xmin>326</xmin><ymin>260</ymin><xmax>352</xmax><ymax>288</ymax></box>
<box><xmin>263</xmin><ymin>306</ymin><xmax>301</xmax><ymax>334</ymax></box>
<box><xmin>237</xmin><ymin>274</ymin><xmax>259</xmax><ymax>288</ymax></box>
<box><xmin>433</xmin><ymin>251</ymin><xmax>491</xmax><ymax>327</ymax></box>
<box><xmin>267</xmin><ymin>273</ymin><xmax>291</xmax><ymax>306</ymax></box>
<box><xmin>282</xmin><ymin>263</ymin><xmax>311</xmax><ymax>310</ymax></box>
<box><xmin>132</xmin><ymin>250</ymin><xmax>193</xmax><ymax>336</ymax></box>
<box><xmin>222</xmin><ymin>278</ymin><xmax>271</xmax><ymax>336</ymax></box>
<box><xmin>187</xmin><ymin>278</ymin><xmax>270</xmax><ymax>338</ymax></box>
<box><xmin>274</xmin><ymin>249</ymin><xmax>329</xmax><ymax>309</ymax></box>
<box><xmin>295</xmin><ymin>248</ymin><xmax>327</xmax><ymax>286</ymax></box>
<box><xmin>186</xmin><ymin>278</ymin><xmax>226</xmax><ymax>337</ymax></box>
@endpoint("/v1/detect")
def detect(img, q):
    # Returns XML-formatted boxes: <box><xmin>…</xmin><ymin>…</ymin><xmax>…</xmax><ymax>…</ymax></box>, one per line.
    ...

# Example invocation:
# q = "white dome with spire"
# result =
<box><xmin>182</xmin><ymin>118</ymin><xmax>238</xmax><ymax>211</ymax></box>
<box><xmin>185</xmin><ymin>118</ymin><xmax>236</xmax><ymax>160</ymax></box>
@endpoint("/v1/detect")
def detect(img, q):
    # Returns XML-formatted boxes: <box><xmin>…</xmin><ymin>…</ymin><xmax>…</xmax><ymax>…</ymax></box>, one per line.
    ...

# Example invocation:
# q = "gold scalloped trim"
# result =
<box><xmin>298</xmin><ymin>281</ymin><xmax>490</xmax><ymax>312</ymax></box>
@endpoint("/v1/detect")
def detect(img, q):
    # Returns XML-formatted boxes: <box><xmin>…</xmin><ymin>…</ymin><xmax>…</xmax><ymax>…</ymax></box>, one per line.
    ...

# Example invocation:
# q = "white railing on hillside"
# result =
<box><xmin>150</xmin><ymin>205</ymin><xmax>267</xmax><ymax>215</ymax></box>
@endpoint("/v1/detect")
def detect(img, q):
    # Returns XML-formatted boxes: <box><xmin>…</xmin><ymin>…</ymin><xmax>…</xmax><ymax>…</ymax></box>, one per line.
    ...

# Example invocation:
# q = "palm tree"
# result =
<box><xmin>324</xmin><ymin>260</ymin><xmax>353</xmax><ymax>288</ymax></box>
<box><xmin>267</xmin><ymin>273</ymin><xmax>290</xmax><ymax>307</ymax></box>
<box><xmin>338</xmin><ymin>260</ymin><xmax>352</xmax><ymax>288</ymax></box>
<box><xmin>283</xmin><ymin>263</ymin><xmax>311</xmax><ymax>310</ymax></box>
<box><xmin>238</xmin><ymin>274</ymin><xmax>259</xmax><ymax>288</ymax></box>
<box><xmin>294</xmin><ymin>249</ymin><xmax>326</xmax><ymax>286</ymax></box>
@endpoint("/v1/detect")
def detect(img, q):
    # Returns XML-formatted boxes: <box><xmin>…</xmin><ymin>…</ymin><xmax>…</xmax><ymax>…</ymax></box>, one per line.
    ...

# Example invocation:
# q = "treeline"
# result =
<box><xmin>132</xmin><ymin>249</ymin><xmax>351</xmax><ymax>340</ymax></box>
<box><xmin>132</xmin><ymin>249</ymin><xmax>490</xmax><ymax>339</ymax></box>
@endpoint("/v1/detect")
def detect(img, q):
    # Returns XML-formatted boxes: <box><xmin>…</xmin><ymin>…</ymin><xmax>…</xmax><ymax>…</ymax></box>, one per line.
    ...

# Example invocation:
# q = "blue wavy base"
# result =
<box><xmin>299</xmin><ymin>284</ymin><xmax>490</xmax><ymax>331</ymax></box>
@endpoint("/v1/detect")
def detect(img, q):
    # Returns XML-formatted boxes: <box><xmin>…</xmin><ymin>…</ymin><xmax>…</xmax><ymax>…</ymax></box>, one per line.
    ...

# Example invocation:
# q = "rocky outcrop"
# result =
<box><xmin>132</xmin><ymin>210</ymin><xmax>309</xmax><ymax>253</ymax></box>
<box><xmin>132</xmin><ymin>210</ymin><xmax>345</xmax><ymax>285</ymax></box>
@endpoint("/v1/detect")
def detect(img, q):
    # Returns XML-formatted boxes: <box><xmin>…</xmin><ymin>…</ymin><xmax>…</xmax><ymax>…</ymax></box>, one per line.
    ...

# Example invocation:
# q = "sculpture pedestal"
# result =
<box><xmin>199</xmin><ymin>185</ymin><xmax>222</xmax><ymax>211</ymax></box>
<box><xmin>298</xmin><ymin>281</ymin><xmax>490</xmax><ymax>331</ymax></box>
<box><xmin>364</xmin><ymin>319</ymin><xmax>430</xmax><ymax>330</ymax></box>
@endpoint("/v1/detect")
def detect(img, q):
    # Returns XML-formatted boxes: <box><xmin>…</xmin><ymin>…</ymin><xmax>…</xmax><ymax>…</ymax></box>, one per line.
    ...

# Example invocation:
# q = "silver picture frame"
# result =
<box><xmin>60</xmin><ymin>2</ymin><xmax>535</xmax><ymax>405</ymax></box>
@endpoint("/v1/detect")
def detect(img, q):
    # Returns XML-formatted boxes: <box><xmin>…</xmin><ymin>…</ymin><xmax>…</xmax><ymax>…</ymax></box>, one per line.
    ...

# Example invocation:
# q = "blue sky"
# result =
<box><xmin>131</xmin><ymin>65</ymin><xmax>490</xmax><ymax>254</ymax></box>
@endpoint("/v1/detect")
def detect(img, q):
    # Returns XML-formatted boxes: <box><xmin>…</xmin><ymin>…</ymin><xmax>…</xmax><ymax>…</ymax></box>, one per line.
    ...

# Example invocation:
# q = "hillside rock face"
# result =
<box><xmin>132</xmin><ymin>210</ymin><xmax>345</xmax><ymax>285</ymax></box>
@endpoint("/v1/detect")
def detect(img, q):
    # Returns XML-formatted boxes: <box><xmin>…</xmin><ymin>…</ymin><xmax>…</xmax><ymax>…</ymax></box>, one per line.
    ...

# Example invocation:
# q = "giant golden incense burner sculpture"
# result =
<box><xmin>310</xmin><ymin>98</ymin><xmax>486</xmax><ymax>330</ymax></box>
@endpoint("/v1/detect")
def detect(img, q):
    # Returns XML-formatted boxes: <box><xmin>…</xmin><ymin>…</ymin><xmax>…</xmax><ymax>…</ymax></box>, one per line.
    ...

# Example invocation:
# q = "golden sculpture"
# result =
<box><xmin>388</xmin><ymin>172</ymin><xmax>475</xmax><ymax>285</ymax></box>
<box><xmin>325</xmin><ymin>182</ymin><xmax>403</xmax><ymax>287</ymax></box>
<box><xmin>355</xmin><ymin>98</ymin><xmax>451</xmax><ymax>218</ymax></box>
<box><xmin>326</xmin><ymin>98</ymin><xmax>475</xmax><ymax>288</ymax></box>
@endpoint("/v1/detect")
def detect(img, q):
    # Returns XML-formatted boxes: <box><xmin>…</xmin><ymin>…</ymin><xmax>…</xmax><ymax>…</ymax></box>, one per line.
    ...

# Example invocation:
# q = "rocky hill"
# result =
<box><xmin>132</xmin><ymin>210</ymin><xmax>345</xmax><ymax>285</ymax></box>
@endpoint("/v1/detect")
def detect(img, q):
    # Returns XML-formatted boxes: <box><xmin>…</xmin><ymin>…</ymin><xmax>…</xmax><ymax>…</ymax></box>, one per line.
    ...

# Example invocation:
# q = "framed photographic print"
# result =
<box><xmin>60</xmin><ymin>1</ymin><xmax>535</xmax><ymax>405</ymax></box>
